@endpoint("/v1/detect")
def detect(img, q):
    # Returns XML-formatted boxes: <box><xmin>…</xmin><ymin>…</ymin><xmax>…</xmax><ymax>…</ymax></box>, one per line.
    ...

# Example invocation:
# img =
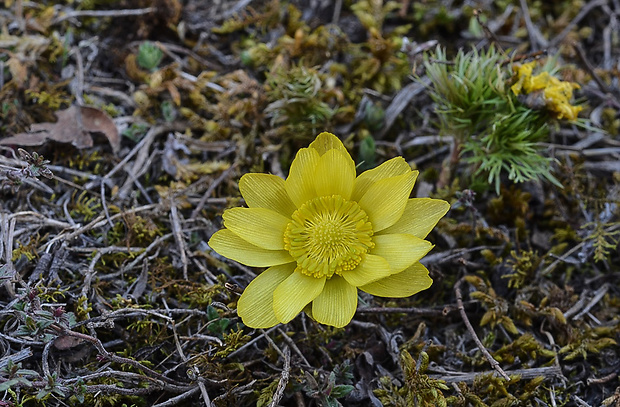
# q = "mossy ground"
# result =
<box><xmin>0</xmin><ymin>0</ymin><xmax>619</xmax><ymax>406</ymax></box>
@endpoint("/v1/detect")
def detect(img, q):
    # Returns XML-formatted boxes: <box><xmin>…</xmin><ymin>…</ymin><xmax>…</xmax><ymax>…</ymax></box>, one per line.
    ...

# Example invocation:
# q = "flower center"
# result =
<box><xmin>283</xmin><ymin>195</ymin><xmax>374</xmax><ymax>279</ymax></box>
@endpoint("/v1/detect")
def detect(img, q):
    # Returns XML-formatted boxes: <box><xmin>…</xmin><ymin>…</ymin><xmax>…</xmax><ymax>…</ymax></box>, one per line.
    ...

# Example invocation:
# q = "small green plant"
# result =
<box><xmin>358</xmin><ymin>133</ymin><xmax>377</xmax><ymax>171</ymax></box>
<box><xmin>375</xmin><ymin>350</ymin><xmax>449</xmax><ymax>407</ymax></box>
<box><xmin>465</xmin><ymin>275</ymin><xmax>519</xmax><ymax>335</ymax></box>
<box><xmin>349</xmin><ymin>0</ymin><xmax>411</xmax><ymax>93</ymax></box>
<box><xmin>264</xmin><ymin>64</ymin><xmax>336</xmax><ymax>139</ymax></box>
<box><xmin>160</xmin><ymin>100</ymin><xmax>177</xmax><ymax>122</ymax></box>
<box><xmin>421</xmin><ymin>46</ymin><xmax>584</xmax><ymax>193</ymax></box>
<box><xmin>70</xmin><ymin>191</ymin><xmax>102</xmax><ymax>221</ymax></box>
<box><xmin>503</xmin><ymin>250</ymin><xmax>541</xmax><ymax>289</ymax></box>
<box><xmin>3</xmin><ymin>149</ymin><xmax>54</xmax><ymax>191</ymax></box>
<box><xmin>14</xmin><ymin>300</ymin><xmax>76</xmax><ymax>342</ymax></box>
<box><xmin>121</xmin><ymin>122</ymin><xmax>149</xmax><ymax>142</ymax></box>
<box><xmin>301</xmin><ymin>361</ymin><xmax>355</xmax><ymax>407</ymax></box>
<box><xmin>0</xmin><ymin>360</ymin><xmax>39</xmax><ymax>393</ymax></box>
<box><xmin>206</xmin><ymin>304</ymin><xmax>230</xmax><ymax>336</ymax></box>
<box><xmin>137</xmin><ymin>41</ymin><xmax>164</xmax><ymax>71</ymax></box>
<box><xmin>36</xmin><ymin>372</ymin><xmax>66</xmax><ymax>400</ymax></box>
<box><xmin>582</xmin><ymin>220</ymin><xmax>620</xmax><ymax>262</ymax></box>
<box><xmin>559</xmin><ymin>326</ymin><xmax>617</xmax><ymax>361</ymax></box>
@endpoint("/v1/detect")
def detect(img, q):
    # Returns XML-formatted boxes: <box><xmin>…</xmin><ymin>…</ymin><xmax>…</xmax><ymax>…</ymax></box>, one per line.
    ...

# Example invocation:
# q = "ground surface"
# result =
<box><xmin>0</xmin><ymin>0</ymin><xmax>619</xmax><ymax>406</ymax></box>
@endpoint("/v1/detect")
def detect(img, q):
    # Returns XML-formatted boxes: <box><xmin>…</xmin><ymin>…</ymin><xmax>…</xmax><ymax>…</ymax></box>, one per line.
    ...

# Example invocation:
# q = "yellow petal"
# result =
<box><xmin>528</xmin><ymin>71</ymin><xmax>551</xmax><ymax>92</ymax></box>
<box><xmin>341</xmin><ymin>254</ymin><xmax>391</xmax><ymax>287</ymax></box>
<box><xmin>285</xmin><ymin>148</ymin><xmax>320</xmax><ymax>207</ymax></box>
<box><xmin>237</xmin><ymin>263</ymin><xmax>295</xmax><ymax>328</ymax></box>
<box><xmin>223</xmin><ymin>207</ymin><xmax>290</xmax><ymax>250</ymax></box>
<box><xmin>380</xmin><ymin>198</ymin><xmax>450</xmax><ymax>239</ymax></box>
<box><xmin>352</xmin><ymin>157</ymin><xmax>411</xmax><ymax>201</ymax></box>
<box><xmin>208</xmin><ymin>229</ymin><xmax>293</xmax><ymax>267</ymax></box>
<box><xmin>309</xmin><ymin>132</ymin><xmax>348</xmax><ymax>156</ymax></box>
<box><xmin>314</xmin><ymin>149</ymin><xmax>356</xmax><ymax>199</ymax></box>
<box><xmin>358</xmin><ymin>171</ymin><xmax>418</xmax><ymax>232</ymax></box>
<box><xmin>273</xmin><ymin>272</ymin><xmax>325</xmax><ymax>323</ymax></box>
<box><xmin>371</xmin><ymin>234</ymin><xmax>433</xmax><ymax>274</ymax></box>
<box><xmin>312</xmin><ymin>275</ymin><xmax>357</xmax><ymax>328</ymax></box>
<box><xmin>359</xmin><ymin>262</ymin><xmax>433</xmax><ymax>297</ymax></box>
<box><xmin>239</xmin><ymin>173</ymin><xmax>297</xmax><ymax>217</ymax></box>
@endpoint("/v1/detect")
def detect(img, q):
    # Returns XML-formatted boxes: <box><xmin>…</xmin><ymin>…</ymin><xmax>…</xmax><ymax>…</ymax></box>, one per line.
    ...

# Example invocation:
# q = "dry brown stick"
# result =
<box><xmin>41</xmin><ymin>341</ymin><xmax>53</xmax><ymax>379</ymax></box>
<box><xmin>210</xmin><ymin>380</ymin><xmax>258</xmax><ymax>403</ymax></box>
<box><xmin>81</xmin><ymin>250</ymin><xmax>105</xmax><ymax>302</ymax></box>
<box><xmin>454</xmin><ymin>277</ymin><xmax>510</xmax><ymax>381</ymax></box>
<box><xmin>574</xmin><ymin>395</ymin><xmax>594</xmax><ymax>407</ymax></box>
<box><xmin>53</xmin><ymin>7</ymin><xmax>155</xmax><ymax>24</ymax></box>
<box><xmin>169</xmin><ymin>200</ymin><xmax>189</xmax><ymax>280</ymax></box>
<box><xmin>377</xmin><ymin>79</ymin><xmax>429</xmax><ymax>140</ymax></box>
<box><xmin>47</xmin><ymin>163</ymin><xmax>103</xmax><ymax>181</ymax></box>
<box><xmin>164</xmin><ymin>302</ymin><xmax>212</xmax><ymax>407</ymax></box>
<box><xmin>539</xmin><ymin>321</ymin><xmax>567</xmax><ymax>385</ymax></box>
<box><xmin>41</xmin><ymin>203</ymin><xmax>159</xmax><ymax>251</ymax></box>
<box><xmin>218</xmin><ymin>0</ymin><xmax>255</xmax><ymax>20</ymax></box>
<box><xmin>119</xmin><ymin>148</ymin><xmax>158</xmax><ymax>204</ymax></box>
<box><xmin>53</xmin><ymin>325</ymin><xmax>185</xmax><ymax>386</ymax></box>
<box><xmin>601</xmin><ymin>6</ymin><xmax>615</xmax><ymax>69</ymax></box>
<box><xmin>72</xmin><ymin>45</ymin><xmax>85</xmax><ymax>104</ymax></box>
<box><xmin>191</xmin><ymin>164</ymin><xmax>237</xmax><ymax>219</ymax></box>
<box><xmin>268</xmin><ymin>346</ymin><xmax>291</xmax><ymax>407</ymax></box>
<box><xmin>587</xmin><ymin>371</ymin><xmax>618</xmax><ymax>385</ymax></box>
<box><xmin>0</xmin><ymin>348</ymin><xmax>32</xmax><ymax>370</ymax></box>
<box><xmin>277</xmin><ymin>327</ymin><xmax>312</xmax><ymax>368</ymax></box>
<box><xmin>53</xmin><ymin>173</ymin><xmax>97</xmax><ymax>195</ymax></box>
<box><xmin>572</xmin><ymin>41</ymin><xmax>613</xmax><ymax>94</ymax></box>
<box><xmin>539</xmin><ymin>241</ymin><xmax>586</xmax><ymax>276</ymax></box>
<box><xmin>108</xmin><ymin>124</ymin><xmax>183</xmax><ymax>200</ymax></box>
<box><xmin>0</xmin><ymin>331</ymin><xmax>43</xmax><ymax>346</ymax></box>
<box><xmin>27</xmin><ymin>381</ymin><xmax>189</xmax><ymax>396</ymax></box>
<box><xmin>151</xmin><ymin>386</ymin><xmax>202</xmax><ymax>407</ymax></box>
<box><xmin>85</xmin><ymin>85</ymin><xmax>137</xmax><ymax>107</ymax></box>
<box><xmin>563</xmin><ymin>290</ymin><xmax>590</xmax><ymax>319</ymax></box>
<box><xmin>573</xmin><ymin>283</ymin><xmax>610</xmax><ymax>321</ymax></box>
<box><xmin>332</xmin><ymin>0</ymin><xmax>343</xmax><ymax>23</ymax></box>
<box><xmin>474</xmin><ymin>9</ymin><xmax>505</xmax><ymax>50</ymax></box>
<box><xmin>63</xmin><ymin>369</ymin><xmax>175</xmax><ymax>386</ymax></box>
<box><xmin>120</xmin><ymin>233</ymin><xmax>173</xmax><ymax>274</ymax></box>
<box><xmin>1</xmin><ymin>214</ymin><xmax>16</xmax><ymax>298</ymax></box>
<box><xmin>103</xmin><ymin>126</ymin><xmax>162</xmax><ymax>179</ymax></box>
<box><xmin>429</xmin><ymin>365</ymin><xmax>562</xmax><ymax>384</ymax></box>
<box><xmin>356</xmin><ymin>306</ymin><xmax>445</xmax><ymax>316</ymax></box>
<box><xmin>8</xmin><ymin>211</ymin><xmax>74</xmax><ymax>230</ymax></box>
<box><xmin>100</xmin><ymin>179</ymin><xmax>113</xmax><ymax>227</ymax></box>
<box><xmin>517</xmin><ymin>0</ymin><xmax>546</xmax><ymax>49</ymax></box>
<box><xmin>155</xmin><ymin>41</ymin><xmax>221</xmax><ymax>70</ymax></box>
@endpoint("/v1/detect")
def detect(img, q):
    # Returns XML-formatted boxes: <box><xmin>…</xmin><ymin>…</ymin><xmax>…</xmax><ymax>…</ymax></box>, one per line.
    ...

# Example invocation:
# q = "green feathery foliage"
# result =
<box><xmin>422</xmin><ymin>46</ymin><xmax>568</xmax><ymax>193</ymax></box>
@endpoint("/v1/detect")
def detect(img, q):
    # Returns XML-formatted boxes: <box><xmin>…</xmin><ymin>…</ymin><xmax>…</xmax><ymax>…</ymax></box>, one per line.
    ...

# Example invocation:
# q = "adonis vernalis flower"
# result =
<box><xmin>511</xmin><ymin>61</ymin><xmax>583</xmax><ymax>121</ymax></box>
<box><xmin>209</xmin><ymin>132</ymin><xmax>450</xmax><ymax>328</ymax></box>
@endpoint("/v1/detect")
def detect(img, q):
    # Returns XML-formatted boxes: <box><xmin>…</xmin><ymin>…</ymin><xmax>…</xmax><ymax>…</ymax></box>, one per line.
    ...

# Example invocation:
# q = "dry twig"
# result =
<box><xmin>454</xmin><ymin>277</ymin><xmax>510</xmax><ymax>381</ymax></box>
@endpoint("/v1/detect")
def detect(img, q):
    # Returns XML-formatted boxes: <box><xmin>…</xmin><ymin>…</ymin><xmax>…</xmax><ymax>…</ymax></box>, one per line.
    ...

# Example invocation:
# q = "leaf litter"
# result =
<box><xmin>0</xmin><ymin>0</ymin><xmax>619</xmax><ymax>406</ymax></box>
<box><xmin>1</xmin><ymin>105</ymin><xmax>120</xmax><ymax>154</ymax></box>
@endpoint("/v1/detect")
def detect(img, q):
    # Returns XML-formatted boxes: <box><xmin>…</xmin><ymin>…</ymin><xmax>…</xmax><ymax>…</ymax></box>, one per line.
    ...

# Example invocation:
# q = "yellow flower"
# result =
<box><xmin>510</xmin><ymin>61</ymin><xmax>583</xmax><ymax>121</ymax></box>
<box><xmin>510</xmin><ymin>61</ymin><xmax>536</xmax><ymax>95</ymax></box>
<box><xmin>541</xmin><ymin>77</ymin><xmax>583</xmax><ymax>120</ymax></box>
<box><xmin>209</xmin><ymin>132</ymin><xmax>450</xmax><ymax>328</ymax></box>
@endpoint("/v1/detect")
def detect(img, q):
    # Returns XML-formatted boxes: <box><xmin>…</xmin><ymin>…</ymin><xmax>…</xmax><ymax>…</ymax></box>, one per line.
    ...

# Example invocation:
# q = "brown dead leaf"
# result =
<box><xmin>1</xmin><ymin>105</ymin><xmax>120</xmax><ymax>154</ymax></box>
<box><xmin>53</xmin><ymin>334</ymin><xmax>84</xmax><ymax>350</ymax></box>
<box><xmin>7</xmin><ymin>57</ymin><xmax>27</xmax><ymax>87</ymax></box>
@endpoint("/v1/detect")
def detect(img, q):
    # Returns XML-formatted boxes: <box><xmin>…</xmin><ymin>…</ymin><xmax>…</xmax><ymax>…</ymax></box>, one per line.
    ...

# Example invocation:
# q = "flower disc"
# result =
<box><xmin>283</xmin><ymin>195</ymin><xmax>374</xmax><ymax>278</ymax></box>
